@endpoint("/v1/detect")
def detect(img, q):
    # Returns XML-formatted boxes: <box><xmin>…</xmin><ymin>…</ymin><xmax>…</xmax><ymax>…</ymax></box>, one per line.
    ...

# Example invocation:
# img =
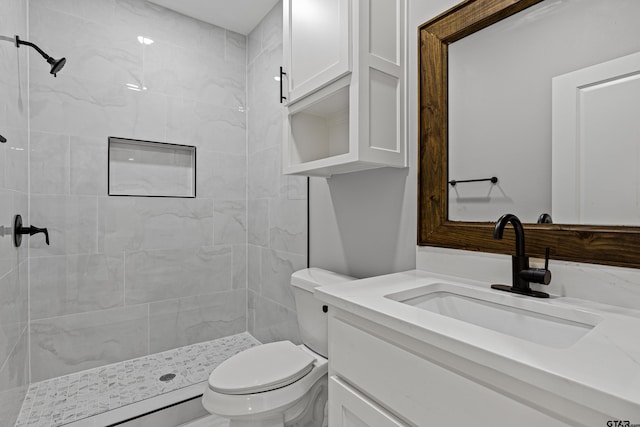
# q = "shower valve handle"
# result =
<box><xmin>22</xmin><ymin>226</ymin><xmax>50</xmax><ymax>245</ymax></box>
<box><xmin>13</xmin><ymin>214</ymin><xmax>50</xmax><ymax>247</ymax></box>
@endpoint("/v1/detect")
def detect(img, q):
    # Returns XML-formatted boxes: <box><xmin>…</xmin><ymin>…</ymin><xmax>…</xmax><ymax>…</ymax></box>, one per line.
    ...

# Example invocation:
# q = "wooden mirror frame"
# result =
<box><xmin>418</xmin><ymin>0</ymin><xmax>640</xmax><ymax>269</ymax></box>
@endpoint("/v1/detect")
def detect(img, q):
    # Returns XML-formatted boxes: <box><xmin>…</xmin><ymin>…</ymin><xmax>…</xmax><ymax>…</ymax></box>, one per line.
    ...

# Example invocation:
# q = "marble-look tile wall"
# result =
<box><xmin>0</xmin><ymin>0</ymin><xmax>30</xmax><ymax>424</ymax></box>
<box><xmin>247</xmin><ymin>2</ymin><xmax>307</xmax><ymax>344</ymax></box>
<box><xmin>28</xmin><ymin>0</ymin><xmax>248</xmax><ymax>382</ymax></box>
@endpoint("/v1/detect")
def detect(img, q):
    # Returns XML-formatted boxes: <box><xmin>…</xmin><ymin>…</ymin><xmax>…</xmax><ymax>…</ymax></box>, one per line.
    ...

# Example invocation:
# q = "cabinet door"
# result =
<box><xmin>283</xmin><ymin>0</ymin><xmax>350</xmax><ymax>103</ymax></box>
<box><xmin>329</xmin><ymin>376</ymin><xmax>407</xmax><ymax>427</ymax></box>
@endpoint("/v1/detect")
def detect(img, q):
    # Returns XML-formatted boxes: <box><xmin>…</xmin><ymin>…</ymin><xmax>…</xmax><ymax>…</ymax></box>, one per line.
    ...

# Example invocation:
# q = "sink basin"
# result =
<box><xmin>386</xmin><ymin>283</ymin><xmax>600</xmax><ymax>348</ymax></box>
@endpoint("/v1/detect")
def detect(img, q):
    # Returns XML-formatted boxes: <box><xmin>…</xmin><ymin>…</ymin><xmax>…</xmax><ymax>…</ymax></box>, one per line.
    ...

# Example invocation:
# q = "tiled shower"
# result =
<box><xmin>0</xmin><ymin>0</ymin><xmax>305</xmax><ymax>424</ymax></box>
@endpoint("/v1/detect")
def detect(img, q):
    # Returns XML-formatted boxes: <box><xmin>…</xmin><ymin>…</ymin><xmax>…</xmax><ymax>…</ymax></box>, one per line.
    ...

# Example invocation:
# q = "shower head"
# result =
<box><xmin>15</xmin><ymin>35</ymin><xmax>66</xmax><ymax>77</ymax></box>
<box><xmin>47</xmin><ymin>56</ymin><xmax>66</xmax><ymax>76</ymax></box>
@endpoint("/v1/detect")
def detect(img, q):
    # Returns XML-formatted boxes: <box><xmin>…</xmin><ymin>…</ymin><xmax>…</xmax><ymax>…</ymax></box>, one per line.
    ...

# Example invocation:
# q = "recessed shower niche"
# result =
<box><xmin>108</xmin><ymin>137</ymin><xmax>196</xmax><ymax>197</ymax></box>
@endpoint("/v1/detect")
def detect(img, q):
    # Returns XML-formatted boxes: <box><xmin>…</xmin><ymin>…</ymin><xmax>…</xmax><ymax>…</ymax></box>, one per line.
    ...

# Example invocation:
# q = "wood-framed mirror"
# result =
<box><xmin>418</xmin><ymin>0</ymin><xmax>640</xmax><ymax>269</ymax></box>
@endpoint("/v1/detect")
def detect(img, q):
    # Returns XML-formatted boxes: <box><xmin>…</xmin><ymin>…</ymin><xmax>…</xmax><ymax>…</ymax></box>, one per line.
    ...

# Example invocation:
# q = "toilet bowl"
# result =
<box><xmin>202</xmin><ymin>268</ymin><xmax>355</xmax><ymax>427</ymax></box>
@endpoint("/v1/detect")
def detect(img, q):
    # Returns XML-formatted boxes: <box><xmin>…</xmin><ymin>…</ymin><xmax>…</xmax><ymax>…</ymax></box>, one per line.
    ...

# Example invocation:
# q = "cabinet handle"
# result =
<box><xmin>280</xmin><ymin>66</ymin><xmax>287</xmax><ymax>103</ymax></box>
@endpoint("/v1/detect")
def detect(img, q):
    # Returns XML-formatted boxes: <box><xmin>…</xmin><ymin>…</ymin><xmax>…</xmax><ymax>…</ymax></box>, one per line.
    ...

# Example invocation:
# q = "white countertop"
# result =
<box><xmin>315</xmin><ymin>269</ymin><xmax>640</xmax><ymax>419</ymax></box>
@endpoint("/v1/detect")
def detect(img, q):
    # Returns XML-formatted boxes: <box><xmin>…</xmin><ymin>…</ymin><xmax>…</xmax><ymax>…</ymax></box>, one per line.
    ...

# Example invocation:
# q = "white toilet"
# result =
<box><xmin>202</xmin><ymin>268</ymin><xmax>354</xmax><ymax>427</ymax></box>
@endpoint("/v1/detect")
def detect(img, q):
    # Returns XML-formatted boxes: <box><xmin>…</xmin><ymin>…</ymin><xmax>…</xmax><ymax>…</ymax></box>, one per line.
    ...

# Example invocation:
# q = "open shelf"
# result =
<box><xmin>288</xmin><ymin>84</ymin><xmax>350</xmax><ymax>166</ymax></box>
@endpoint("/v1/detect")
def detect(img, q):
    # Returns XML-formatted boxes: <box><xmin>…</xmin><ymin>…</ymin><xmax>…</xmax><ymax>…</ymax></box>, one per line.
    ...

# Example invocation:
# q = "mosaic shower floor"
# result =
<box><xmin>15</xmin><ymin>333</ymin><xmax>260</xmax><ymax>427</ymax></box>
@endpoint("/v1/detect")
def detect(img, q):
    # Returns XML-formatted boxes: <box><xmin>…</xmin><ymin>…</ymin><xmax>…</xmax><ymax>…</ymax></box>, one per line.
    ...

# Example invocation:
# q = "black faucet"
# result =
<box><xmin>491</xmin><ymin>213</ymin><xmax>551</xmax><ymax>298</ymax></box>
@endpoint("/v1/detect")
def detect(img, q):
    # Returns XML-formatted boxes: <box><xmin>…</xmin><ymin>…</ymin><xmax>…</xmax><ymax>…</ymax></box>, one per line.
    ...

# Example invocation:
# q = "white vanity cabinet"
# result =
<box><xmin>327</xmin><ymin>311</ymin><xmax>580</xmax><ymax>427</ymax></box>
<box><xmin>282</xmin><ymin>0</ymin><xmax>407</xmax><ymax>177</ymax></box>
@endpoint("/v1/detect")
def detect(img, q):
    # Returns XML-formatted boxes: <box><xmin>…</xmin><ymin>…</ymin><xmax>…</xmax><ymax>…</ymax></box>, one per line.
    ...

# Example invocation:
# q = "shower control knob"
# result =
<box><xmin>13</xmin><ymin>214</ymin><xmax>50</xmax><ymax>247</ymax></box>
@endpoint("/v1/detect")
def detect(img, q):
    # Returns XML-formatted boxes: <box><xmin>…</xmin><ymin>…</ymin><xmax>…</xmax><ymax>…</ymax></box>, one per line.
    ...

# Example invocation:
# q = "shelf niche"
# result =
<box><xmin>108</xmin><ymin>137</ymin><xmax>196</xmax><ymax>198</ymax></box>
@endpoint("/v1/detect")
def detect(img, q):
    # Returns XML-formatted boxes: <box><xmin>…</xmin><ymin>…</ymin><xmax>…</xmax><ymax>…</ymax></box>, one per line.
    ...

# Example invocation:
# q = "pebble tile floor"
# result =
<box><xmin>15</xmin><ymin>333</ymin><xmax>260</xmax><ymax>427</ymax></box>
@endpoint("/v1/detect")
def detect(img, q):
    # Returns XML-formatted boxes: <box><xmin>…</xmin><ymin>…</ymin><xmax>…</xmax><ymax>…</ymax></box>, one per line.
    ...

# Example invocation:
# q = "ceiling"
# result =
<box><xmin>147</xmin><ymin>0</ymin><xmax>280</xmax><ymax>35</ymax></box>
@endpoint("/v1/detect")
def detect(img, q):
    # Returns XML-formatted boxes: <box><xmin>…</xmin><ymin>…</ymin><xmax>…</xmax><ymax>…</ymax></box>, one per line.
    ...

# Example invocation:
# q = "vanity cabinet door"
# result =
<box><xmin>329</xmin><ymin>376</ymin><xmax>407</xmax><ymax>427</ymax></box>
<box><xmin>330</xmin><ymin>315</ymin><xmax>573</xmax><ymax>427</ymax></box>
<box><xmin>283</xmin><ymin>0</ymin><xmax>351</xmax><ymax>104</ymax></box>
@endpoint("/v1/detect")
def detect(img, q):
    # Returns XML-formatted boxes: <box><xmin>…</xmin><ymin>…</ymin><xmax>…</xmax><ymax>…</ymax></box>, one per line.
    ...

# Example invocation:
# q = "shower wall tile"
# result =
<box><xmin>29</xmin><ymin>194</ymin><xmax>98</xmax><ymax>257</ymax></box>
<box><xmin>269</xmin><ymin>196</ymin><xmax>307</xmax><ymax>255</ymax></box>
<box><xmin>248</xmin><ymin>198</ymin><xmax>269</xmax><ymax>246</ymax></box>
<box><xmin>226</xmin><ymin>31</ymin><xmax>248</xmax><ymax>65</ymax></box>
<box><xmin>247</xmin><ymin>2</ymin><xmax>307</xmax><ymax>344</ymax></box>
<box><xmin>29</xmin><ymin>3</ymin><xmax>141</xmax><ymax>86</ymax></box>
<box><xmin>166</xmin><ymin>98</ymin><xmax>246</xmax><ymax>153</ymax></box>
<box><xmin>248</xmin><ymin>107</ymin><xmax>282</xmax><ymax>155</ymax></box>
<box><xmin>282</xmin><ymin>175</ymin><xmax>308</xmax><ymax>200</ymax></box>
<box><xmin>232</xmin><ymin>245</ymin><xmax>247</xmax><ymax>290</ymax></box>
<box><xmin>214</xmin><ymin>200</ymin><xmax>247</xmax><ymax>245</ymax></box>
<box><xmin>260</xmin><ymin>248</ymin><xmax>305</xmax><ymax>310</ymax></box>
<box><xmin>247</xmin><ymin>27</ymin><xmax>262</xmax><ymax>67</ymax></box>
<box><xmin>189</xmin><ymin>60</ymin><xmax>246</xmax><ymax>109</ymax></box>
<box><xmin>70</xmin><ymin>135</ymin><xmax>108</xmax><ymax>195</ymax></box>
<box><xmin>0</xmin><ymin>267</ymin><xmax>25</xmax><ymax>366</ymax></box>
<box><xmin>98</xmin><ymin>197</ymin><xmax>213</xmax><ymax>253</ymax></box>
<box><xmin>30</xmin><ymin>132</ymin><xmax>70</xmax><ymax>195</ymax></box>
<box><xmin>249</xmin><ymin>42</ymin><xmax>283</xmax><ymax>117</ymax></box>
<box><xmin>261</xmin><ymin>2</ymin><xmax>284</xmax><ymax>57</ymax></box>
<box><xmin>30</xmin><ymin>0</ymin><xmax>117</xmax><ymax>27</ymax></box>
<box><xmin>248</xmin><ymin>244</ymin><xmax>261</xmax><ymax>294</ymax></box>
<box><xmin>248</xmin><ymin>291</ymin><xmax>300</xmax><ymax>345</ymax></box>
<box><xmin>197</xmin><ymin>151</ymin><xmax>247</xmax><ymax>200</ymax></box>
<box><xmin>0</xmin><ymin>190</ymin><xmax>19</xmax><ymax>279</ymax></box>
<box><xmin>143</xmin><ymin>42</ymin><xmax>183</xmax><ymax>99</ymax></box>
<box><xmin>29</xmin><ymin>72</ymin><xmax>167</xmax><ymax>142</ymax></box>
<box><xmin>114</xmin><ymin>0</ymin><xmax>227</xmax><ymax>55</ymax></box>
<box><xmin>30</xmin><ymin>305</ymin><xmax>148</xmax><ymax>382</ymax></box>
<box><xmin>124</xmin><ymin>246</ymin><xmax>232</xmax><ymax>304</ymax></box>
<box><xmin>248</xmin><ymin>146</ymin><xmax>280</xmax><ymax>199</ymax></box>
<box><xmin>30</xmin><ymin>253</ymin><xmax>124</xmax><ymax>320</ymax></box>
<box><xmin>0</xmin><ymin>330</ymin><xmax>28</xmax><ymax>427</ymax></box>
<box><xmin>3</xmin><ymin>129</ymin><xmax>28</xmax><ymax>194</ymax></box>
<box><xmin>149</xmin><ymin>290</ymin><xmax>246</xmax><ymax>353</ymax></box>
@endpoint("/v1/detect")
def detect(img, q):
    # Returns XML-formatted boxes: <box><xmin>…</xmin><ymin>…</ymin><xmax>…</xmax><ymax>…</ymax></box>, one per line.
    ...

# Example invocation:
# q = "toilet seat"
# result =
<box><xmin>202</xmin><ymin>344</ymin><xmax>329</xmax><ymax>421</ymax></box>
<box><xmin>208</xmin><ymin>341</ymin><xmax>316</xmax><ymax>395</ymax></box>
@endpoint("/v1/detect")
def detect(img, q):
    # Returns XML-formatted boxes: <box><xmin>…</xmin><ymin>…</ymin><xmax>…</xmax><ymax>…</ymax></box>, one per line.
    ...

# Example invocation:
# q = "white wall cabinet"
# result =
<box><xmin>283</xmin><ymin>0</ymin><xmax>350</xmax><ymax>103</ymax></box>
<box><xmin>282</xmin><ymin>0</ymin><xmax>407</xmax><ymax>177</ymax></box>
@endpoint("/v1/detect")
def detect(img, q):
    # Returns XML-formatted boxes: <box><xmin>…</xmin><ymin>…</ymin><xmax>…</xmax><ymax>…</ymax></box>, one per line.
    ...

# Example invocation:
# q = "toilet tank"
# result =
<box><xmin>291</xmin><ymin>268</ymin><xmax>355</xmax><ymax>358</ymax></box>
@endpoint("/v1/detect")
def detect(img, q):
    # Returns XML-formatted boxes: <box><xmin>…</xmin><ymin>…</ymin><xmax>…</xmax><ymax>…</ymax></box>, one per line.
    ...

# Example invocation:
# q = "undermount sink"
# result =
<box><xmin>386</xmin><ymin>283</ymin><xmax>601</xmax><ymax>348</ymax></box>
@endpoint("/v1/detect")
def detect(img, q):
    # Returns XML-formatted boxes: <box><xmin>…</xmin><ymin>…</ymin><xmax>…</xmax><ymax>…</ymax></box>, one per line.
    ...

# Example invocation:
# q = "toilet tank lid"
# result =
<box><xmin>291</xmin><ymin>268</ymin><xmax>355</xmax><ymax>292</ymax></box>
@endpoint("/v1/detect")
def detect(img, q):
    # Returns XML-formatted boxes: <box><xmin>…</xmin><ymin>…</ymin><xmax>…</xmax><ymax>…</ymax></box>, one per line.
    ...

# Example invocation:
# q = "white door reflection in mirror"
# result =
<box><xmin>553</xmin><ymin>52</ymin><xmax>640</xmax><ymax>226</ymax></box>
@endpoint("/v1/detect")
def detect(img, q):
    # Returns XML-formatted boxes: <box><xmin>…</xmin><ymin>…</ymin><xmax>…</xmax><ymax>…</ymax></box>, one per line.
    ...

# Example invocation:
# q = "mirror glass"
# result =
<box><xmin>447</xmin><ymin>0</ymin><xmax>640</xmax><ymax>226</ymax></box>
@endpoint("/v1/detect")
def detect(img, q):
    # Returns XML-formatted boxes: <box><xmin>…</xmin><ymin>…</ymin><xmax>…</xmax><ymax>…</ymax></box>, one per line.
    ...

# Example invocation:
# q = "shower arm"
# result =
<box><xmin>15</xmin><ymin>35</ymin><xmax>52</xmax><ymax>61</ymax></box>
